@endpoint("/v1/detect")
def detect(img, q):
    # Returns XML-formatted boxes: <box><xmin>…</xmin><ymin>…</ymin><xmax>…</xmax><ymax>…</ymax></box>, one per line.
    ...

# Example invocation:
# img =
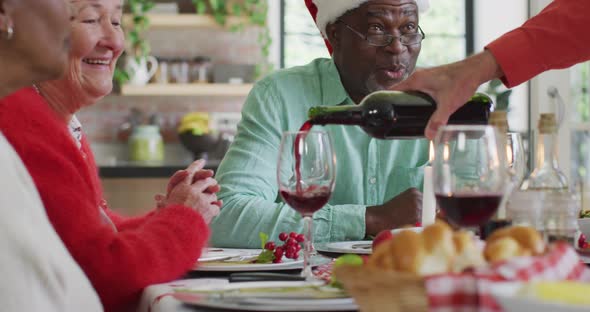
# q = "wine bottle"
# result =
<box><xmin>308</xmin><ymin>91</ymin><xmax>493</xmax><ymax>139</ymax></box>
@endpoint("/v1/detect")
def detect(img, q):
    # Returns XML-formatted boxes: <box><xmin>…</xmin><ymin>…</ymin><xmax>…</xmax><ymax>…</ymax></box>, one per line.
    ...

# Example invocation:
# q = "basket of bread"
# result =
<box><xmin>333</xmin><ymin>221</ymin><xmax>590</xmax><ymax>312</ymax></box>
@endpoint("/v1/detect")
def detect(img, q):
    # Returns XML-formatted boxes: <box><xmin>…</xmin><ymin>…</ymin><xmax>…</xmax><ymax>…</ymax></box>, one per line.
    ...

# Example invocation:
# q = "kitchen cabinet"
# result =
<box><xmin>102</xmin><ymin>178</ymin><xmax>168</xmax><ymax>216</ymax></box>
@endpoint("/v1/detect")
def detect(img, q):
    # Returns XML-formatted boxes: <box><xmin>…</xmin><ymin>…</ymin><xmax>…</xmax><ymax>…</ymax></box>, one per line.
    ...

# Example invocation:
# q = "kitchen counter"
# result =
<box><xmin>99</xmin><ymin>159</ymin><xmax>222</xmax><ymax>178</ymax></box>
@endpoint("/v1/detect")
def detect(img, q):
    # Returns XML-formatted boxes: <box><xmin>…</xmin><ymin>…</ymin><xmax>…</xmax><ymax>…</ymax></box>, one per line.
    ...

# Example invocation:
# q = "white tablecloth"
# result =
<box><xmin>137</xmin><ymin>278</ymin><xmax>229</xmax><ymax>312</ymax></box>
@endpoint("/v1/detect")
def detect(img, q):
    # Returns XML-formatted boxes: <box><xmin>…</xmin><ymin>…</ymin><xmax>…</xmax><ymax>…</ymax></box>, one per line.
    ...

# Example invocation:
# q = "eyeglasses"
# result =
<box><xmin>337</xmin><ymin>20</ymin><xmax>425</xmax><ymax>47</ymax></box>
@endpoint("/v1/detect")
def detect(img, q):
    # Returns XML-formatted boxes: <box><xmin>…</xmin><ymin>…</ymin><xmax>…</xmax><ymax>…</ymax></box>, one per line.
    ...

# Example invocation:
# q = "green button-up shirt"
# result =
<box><xmin>211</xmin><ymin>58</ymin><xmax>429</xmax><ymax>248</ymax></box>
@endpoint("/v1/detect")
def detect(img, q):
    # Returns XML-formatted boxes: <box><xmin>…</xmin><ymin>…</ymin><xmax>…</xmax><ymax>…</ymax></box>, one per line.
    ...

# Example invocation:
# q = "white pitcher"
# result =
<box><xmin>126</xmin><ymin>56</ymin><xmax>158</xmax><ymax>86</ymax></box>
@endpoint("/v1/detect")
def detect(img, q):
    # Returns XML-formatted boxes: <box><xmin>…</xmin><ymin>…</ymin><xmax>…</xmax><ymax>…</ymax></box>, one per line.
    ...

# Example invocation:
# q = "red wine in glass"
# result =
<box><xmin>280</xmin><ymin>186</ymin><xmax>331</xmax><ymax>216</ymax></box>
<box><xmin>294</xmin><ymin>121</ymin><xmax>314</xmax><ymax>193</ymax></box>
<box><xmin>435</xmin><ymin>193</ymin><xmax>503</xmax><ymax>227</ymax></box>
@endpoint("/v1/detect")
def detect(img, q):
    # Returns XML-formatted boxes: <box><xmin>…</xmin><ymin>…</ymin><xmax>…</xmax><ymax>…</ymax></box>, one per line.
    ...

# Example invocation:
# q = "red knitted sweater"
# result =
<box><xmin>0</xmin><ymin>88</ymin><xmax>209</xmax><ymax>312</ymax></box>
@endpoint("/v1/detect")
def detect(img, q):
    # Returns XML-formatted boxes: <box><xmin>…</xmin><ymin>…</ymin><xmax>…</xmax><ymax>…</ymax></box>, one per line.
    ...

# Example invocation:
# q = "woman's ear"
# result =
<box><xmin>325</xmin><ymin>22</ymin><xmax>340</xmax><ymax>50</ymax></box>
<box><xmin>0</xmin><ymin>1</ymin><xmax>14</xmax><ymax>40</ymax></box>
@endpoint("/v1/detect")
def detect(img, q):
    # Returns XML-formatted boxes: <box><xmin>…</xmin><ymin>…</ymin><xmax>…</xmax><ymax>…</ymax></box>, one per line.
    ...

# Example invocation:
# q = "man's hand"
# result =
<box><xmin>365</xmin><ymin>188</ymin><xmax>422</xmax><ymax>236</ymax></box>
<box><xmin>392</xmin><ymin>51</ymin><xmax>503</xmax><ymax>139</ymax></box>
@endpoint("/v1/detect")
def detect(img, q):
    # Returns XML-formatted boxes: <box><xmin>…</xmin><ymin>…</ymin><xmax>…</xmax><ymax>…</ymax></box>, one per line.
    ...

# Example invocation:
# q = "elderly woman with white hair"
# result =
<box><xmin>0</xmin><ymin>0</ymin><xmax>103</xmax><ymax>310</ymax></box>
<box><xmin>0</xmin><ymin>0</ymin><xmax>221</xmax><ymax>311</ymax></box>
<box><xmin>211</xmin><ymin>0</ymin><xmax>431</xmax><ymax>248</ymax></box>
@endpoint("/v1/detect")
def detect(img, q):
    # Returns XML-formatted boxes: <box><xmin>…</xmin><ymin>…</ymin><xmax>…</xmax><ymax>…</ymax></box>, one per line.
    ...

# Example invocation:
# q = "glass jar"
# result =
<box><xmin>128</xmin><ymin>125</ymin><xmax>164</xmax><ymax>164</ymax></box>
<box><xmin>542</xmin><ymin>192</ymin><xmax>580</xmax><ymax>245</ymax></box>
<box><xmin>190</xmin><ymin>56</ymin><xmax>212</xmax><ymax>83</ymax></box>
<box><xmin>506</xmin><ymin>190</ymin><xmax>545</xmax><ymax>230</ymax></box>
<box><xmin>170</xmin><ymin>58</ymin><xmax>190</xmax><ymax>84</ymax></box>
<box><xmin>154</xmin><ymin>57</ymin><xmax>170</xmax><ymax>84</ymax></box>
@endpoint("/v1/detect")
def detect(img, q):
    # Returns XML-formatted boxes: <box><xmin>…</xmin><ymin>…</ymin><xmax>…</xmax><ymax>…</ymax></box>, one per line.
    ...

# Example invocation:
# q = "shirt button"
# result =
<box><xmin>369</xmin><ymin>177</ymin><xmax>377</xmax><ymax>184</ymax></box>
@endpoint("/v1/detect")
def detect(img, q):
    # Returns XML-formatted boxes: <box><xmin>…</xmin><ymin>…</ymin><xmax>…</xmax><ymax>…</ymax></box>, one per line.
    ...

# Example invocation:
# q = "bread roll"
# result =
<box><xmin>484</xmin><ymin>236</ymin><xmax>530</xmax><ymax>263</ymax></box>
<box><xmin>368</xmin><ymin>229</ymin><xmax>426</xmax><ymax>275</ymax></box>
<box><xmin>485</xmin><ymin>225</ymin><xmax>545</xmax><ymax>262</ymax></box>
<box><xmin>368</xmin><ymin>221</ymin><xmax>459</xmax><ymax>275</ymax></box>
<box><xmin>452</xmin><ymin>231</ymin><xmax>486</xmax><ymax>272</ymax></box>
<box><xmin>420</xmin><ymin>222</ymin><xmax>455</xmax><ymax>275</ymax></box>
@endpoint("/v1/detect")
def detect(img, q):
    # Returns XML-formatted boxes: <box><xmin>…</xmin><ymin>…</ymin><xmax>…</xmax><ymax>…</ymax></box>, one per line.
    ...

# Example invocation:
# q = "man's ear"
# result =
<box><xmin>325</xmin><ymin>22</ymin><xmax>340</xmax><ymax>50</ymax></box>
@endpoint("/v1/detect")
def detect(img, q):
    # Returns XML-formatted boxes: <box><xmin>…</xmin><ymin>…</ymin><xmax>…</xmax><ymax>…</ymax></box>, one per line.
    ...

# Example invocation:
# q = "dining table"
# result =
<box><xmin>137</xmin><ymin>248</ymin><xmax>340</xmax><ymax>312</ymax></box>
<box><xmin>137</xmin><ymin>245</ymin><xmax>590</xmax><ymax>312</ymax></box>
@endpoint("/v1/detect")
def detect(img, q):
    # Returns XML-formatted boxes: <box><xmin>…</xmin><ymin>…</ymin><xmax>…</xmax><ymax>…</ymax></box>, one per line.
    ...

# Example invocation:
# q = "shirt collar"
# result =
<box><xmin>320</xmin><ymin>59</ymin><xmax>355</xmax><ymax>106</ymax></box>
<box><xmin>68</xmin><ymin>115</ymin><xmax>83</xmax><ymax>150</ymax></box>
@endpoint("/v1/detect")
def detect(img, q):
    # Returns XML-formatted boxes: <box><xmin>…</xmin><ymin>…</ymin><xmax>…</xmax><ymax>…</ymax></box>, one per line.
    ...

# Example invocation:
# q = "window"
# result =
<box><xmin>280</xmin><ymin>0</ymin><xmax>473</xmax><ymax>68</ymax></box>
<box><xmin>569</xmin><ymin>62</ymin><xmax>590</xmax><ymax>192</ymax></box>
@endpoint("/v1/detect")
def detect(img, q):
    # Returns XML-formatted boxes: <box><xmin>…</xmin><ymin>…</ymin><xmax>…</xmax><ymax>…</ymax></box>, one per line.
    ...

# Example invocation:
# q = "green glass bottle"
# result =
<box><xmin>308</xmin><ymin>91</ymin><xmax>493</xmax><ymax>139</ymax></box>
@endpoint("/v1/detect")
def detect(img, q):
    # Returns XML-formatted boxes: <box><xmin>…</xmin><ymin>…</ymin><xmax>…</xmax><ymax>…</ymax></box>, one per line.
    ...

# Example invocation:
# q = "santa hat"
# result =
<box><xmin>305</xmin><ymin>0</ymin><xmax>430</xmax><ymax>53</ymax></box>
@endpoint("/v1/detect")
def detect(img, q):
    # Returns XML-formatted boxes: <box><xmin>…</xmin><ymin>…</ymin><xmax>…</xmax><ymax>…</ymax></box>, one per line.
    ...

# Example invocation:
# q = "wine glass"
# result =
<box><xmin>432</xmin><ymin>125</ymin><xmax>508</xmax><ymax>228</ymax></box>
<box><xmin>277</xmin><ymin>130</ymin><xmax>335</xmax><ymax>280</ymax></box>
<box><xmin>506</xmin><ymin>132</ymin><xmax>526</xmax><ymax>188</ymax></box>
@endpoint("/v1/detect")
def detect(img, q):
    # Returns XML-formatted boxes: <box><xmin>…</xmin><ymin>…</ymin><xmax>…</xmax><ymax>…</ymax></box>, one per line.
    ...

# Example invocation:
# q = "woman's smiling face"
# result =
<box><xmin>66</xmin><ymin>0</ymin><xmax>124</xmax><ymax>102</ymax></box>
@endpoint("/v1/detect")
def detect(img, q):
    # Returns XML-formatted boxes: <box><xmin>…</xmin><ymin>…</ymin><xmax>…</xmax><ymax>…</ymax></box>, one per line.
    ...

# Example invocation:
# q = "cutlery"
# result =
<box><xmin>229</xmin><ymin>272</ymin><xmax>306</xmax><ymax>283</ymax></box>
<box><xmin>199</xmin><ymin>255</ymin><xmax>259</xmax><ymax>263</ymax></box>
<box><xmin>351</xmin><ymin>243</ymin><xmax>372</xmax><ymax>250</ymax></box>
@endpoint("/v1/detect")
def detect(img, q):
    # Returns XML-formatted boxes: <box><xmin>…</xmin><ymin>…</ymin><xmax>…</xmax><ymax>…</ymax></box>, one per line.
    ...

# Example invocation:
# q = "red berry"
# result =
<box><xmin>372</xmin><ymin>230</ymin><xmax>394</xmax><ymax>250</ymax></box>
<box><xmin>274</xmin><ymin>246</ymin><xmax>284</xmax><ymax>258</ymax></box>
<box><xmin>578</xmin><ymin>233</ymin><xmax>587</xmax><ymax>248</ymax></box>
<box><xmin>295</xmin><ymin>243</ymin><xmax>302</xmax><ymax>251</ymax></box>
<box><xmin>292</xmin><ymin>252</ymin><xmax>299</xmax><ymax>259</ymax></box>
<box><xmin>285</xmin><ymin>238</ymin><xmax>297</xmax><ymax>246</ymax></box>
<box><xmin>273</xmin><ymin>258</ymin><xmax>282</xmax><ymax>263</ymax></box>
<box><xmin>295</xmin><ymin>234</ymin><xmax>305</xmax><ymax>243</ymax></box>
<box><xmin>285</xmin><ymin>251</ymin><xmax>294</xmax><ymax>259</ymax></box>
<box><xmin>286</xmin><ymin>245</ymin><xmax>297</xmax><ymax>255</ymax></box>
<box><xmin>264</xmin><ymin>241</ymin><xmax>276</xmax><ymax>251</ymax></box>
<box><xmin>279</xmin><ymin>232</ymin><xmax>288</xmax><ymax>241</ymax></box>
<box><xmin>289</xmin><ymin>232</ymin><xmax>298</xmax><ymax>239</ymax></box>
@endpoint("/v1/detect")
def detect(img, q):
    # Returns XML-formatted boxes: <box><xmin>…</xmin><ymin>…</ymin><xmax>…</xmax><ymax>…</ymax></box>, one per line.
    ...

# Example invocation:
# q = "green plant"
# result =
<box><xmin>115</xmin><ymin>0</ymin><xmax>155</xmax><ymax>85</ymax></box>
<box><xmin>192</xmin><ymin>0</ymin><xmax>273</xmax><ymax>78</ymax></box>
<box><xmin>485</xmin><ymin>79</ymin><xmax>512</xmax><ymax>111</ymax></box>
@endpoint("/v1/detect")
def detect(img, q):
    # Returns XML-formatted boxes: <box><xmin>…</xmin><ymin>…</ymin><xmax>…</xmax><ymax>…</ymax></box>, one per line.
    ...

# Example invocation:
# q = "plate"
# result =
<box><xmin>196</xmin><ymin>258</ymin><xmax>305</xmax><ymax>272</ymax></box>
<box><xmin>316</xmin><ymin>241</ymin><xmax>373</xmax><ymax>255</ymax></box>
<box><xmin>198</xmin><ymin>248</ymin><xmax>242</xmax><ymax>262</ymax></box>
<box><xmin>195</xmin><ymin>248</ymin><xmax>331</xmax><ymax>272</ymax></box>
<box><xmin>316</xmin><ymin>227</ymin><xmax>423</xmax><ymax>256</ymax></box>
<box><xmin>172</xmin><ymin>281</ymin><xmax>358</xmax><ymax>311</ymax></box>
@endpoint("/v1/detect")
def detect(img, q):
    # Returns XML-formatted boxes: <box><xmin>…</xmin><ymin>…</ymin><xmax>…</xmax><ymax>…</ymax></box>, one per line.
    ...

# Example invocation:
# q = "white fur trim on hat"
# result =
<box><xmin>312</xmin><ymin>0</ymin><xmax>430</xmax><ymax>37</ymax></box>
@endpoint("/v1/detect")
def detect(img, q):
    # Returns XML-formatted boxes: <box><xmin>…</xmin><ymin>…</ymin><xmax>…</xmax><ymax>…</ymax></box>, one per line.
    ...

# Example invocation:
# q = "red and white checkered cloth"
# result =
<box><xmin>425</xmin><ymin>242</ymin><xmax>590</xmax><ymax>312</ymax></box>
<box><xmin>316</xmin><ymin>243</ymin><xmax>590</xmax><ymax>311</ymax></box>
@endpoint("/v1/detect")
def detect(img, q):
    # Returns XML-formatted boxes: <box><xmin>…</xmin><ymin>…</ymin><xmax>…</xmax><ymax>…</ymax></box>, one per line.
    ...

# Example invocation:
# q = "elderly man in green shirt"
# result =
<box><xmin>211</xmin><ymin>0</ymin><xmax>431</xmax><ymax>247</ymax></box>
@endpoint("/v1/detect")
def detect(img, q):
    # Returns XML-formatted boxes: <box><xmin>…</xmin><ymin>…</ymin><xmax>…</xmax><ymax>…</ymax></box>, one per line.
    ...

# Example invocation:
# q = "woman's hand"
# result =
<box><xmin>155</xmin><ymin>159</ymin><xmax>222</xmax><ymax>223</ymax></box>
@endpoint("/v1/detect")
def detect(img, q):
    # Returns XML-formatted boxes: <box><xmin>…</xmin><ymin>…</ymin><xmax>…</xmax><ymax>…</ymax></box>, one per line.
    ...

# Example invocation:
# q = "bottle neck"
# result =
<box><xmin>536</xmin><ymin>131</ymin><xmax>559</xmax><ymax>170</ymax></box>
<box><xmin>308</xmin><ymin>105</ymin><xmax>363</xmax><ymax>126</ymax></box>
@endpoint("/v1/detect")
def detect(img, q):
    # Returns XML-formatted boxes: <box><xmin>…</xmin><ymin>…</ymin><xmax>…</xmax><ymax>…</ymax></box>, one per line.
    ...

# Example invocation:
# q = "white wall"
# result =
<box><xmin>474</xmin><ymin>0</ymin><xmax>529</xmax><ymax>132</ymax></box>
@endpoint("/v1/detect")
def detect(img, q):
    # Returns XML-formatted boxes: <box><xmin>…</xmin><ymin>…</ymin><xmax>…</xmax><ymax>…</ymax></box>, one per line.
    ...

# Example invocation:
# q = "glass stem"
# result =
<box><xmin>301</xmin><ymin>215</ymin><xmax>314</xmax><ymax>280</ymax></box>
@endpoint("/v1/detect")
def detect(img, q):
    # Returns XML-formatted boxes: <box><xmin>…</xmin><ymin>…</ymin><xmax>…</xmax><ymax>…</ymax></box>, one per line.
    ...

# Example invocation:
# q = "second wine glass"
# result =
<box><xmin>433</xmin><ymin>125</ymin><xmax>508</xmax><ymax>228</ymax></box>
<box><xmin>277</xmin><ymin>130</ymin><xmax>335</xmax><ymax>280</ymax></box>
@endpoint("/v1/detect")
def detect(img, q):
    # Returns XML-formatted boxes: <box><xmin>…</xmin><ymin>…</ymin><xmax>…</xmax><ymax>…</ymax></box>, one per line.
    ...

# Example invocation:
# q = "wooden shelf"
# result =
<box><xmin>120</xmin><ymin>83</ymin><xmax>253</xmax><ymax>96</ymax></box>
<box><xmin>123</xmin><ymin>14</ymin><xmax>249</xmax><ymax>29</ymax></box>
